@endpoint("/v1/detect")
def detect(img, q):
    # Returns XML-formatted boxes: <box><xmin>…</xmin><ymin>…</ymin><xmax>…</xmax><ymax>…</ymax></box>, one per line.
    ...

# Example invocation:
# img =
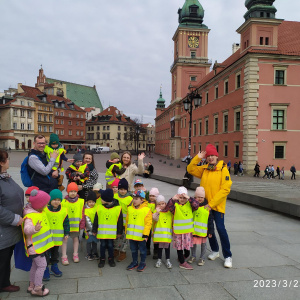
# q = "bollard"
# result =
<box><xmin>177</xmin><ymin>164</ymin><xmax>181</xmax><ymax>168</ymax></box>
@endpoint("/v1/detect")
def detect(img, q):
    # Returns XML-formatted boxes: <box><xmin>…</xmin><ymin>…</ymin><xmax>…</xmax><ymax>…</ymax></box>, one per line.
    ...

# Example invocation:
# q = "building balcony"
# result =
<box><xmin>170</xmin><ymin>57</ymin><xmax>212</xmax><ymax>71</ymax></box>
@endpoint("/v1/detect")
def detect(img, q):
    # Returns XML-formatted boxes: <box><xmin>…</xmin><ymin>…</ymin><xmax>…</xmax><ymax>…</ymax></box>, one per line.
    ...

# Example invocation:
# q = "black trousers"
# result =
<box><xmin>45</xmin><ymin>246</ymin><xmax>59</xmax><ymax>265</ymax></box>
<box><xmin>0</xmin><ymin>245</ymin><xmax>14</xmax><ymax>289</ymax></box>
<box><xmin>177</xmin><ymin>249</ymin><xmax>190</xmax><ymax>264</ymax></box>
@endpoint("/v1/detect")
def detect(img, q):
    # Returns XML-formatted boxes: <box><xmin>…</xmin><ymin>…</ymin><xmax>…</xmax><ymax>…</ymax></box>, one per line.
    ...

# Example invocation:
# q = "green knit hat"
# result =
<box><xmin>110</xmin><ymin>152</ymin><xmax>119</xmax><ymax>160</ymax></box>
<box><xmin>49</xmin><ymin>189</ymin><xmax>63</xmax><ymax>203</ymax></box>
<box><xmin>49</xmin><ymin>133</ymin><xmax>60</xmax><ymax>148</ymax></box>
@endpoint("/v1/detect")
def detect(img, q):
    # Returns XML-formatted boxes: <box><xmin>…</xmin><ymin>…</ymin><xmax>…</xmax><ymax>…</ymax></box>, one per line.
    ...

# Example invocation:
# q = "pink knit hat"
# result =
<box><xmin>195</xmin><ymin>187</ymin><xmax>205</xmax><ymax>198</ymax></box>
<box><xmin>156</xmin><ymin>195</ymin><xmax>167</xmax><ymax>204</ymax></box>
<box><xmin>149</xmin><ymin>188</ymin><xmax>159</xmax><ymax>197</ymax></box>
<box><xmin>29</xmin><ymin>189</ymin><xmax>50</xmax><ymax>210</ymax></box>
<box><xmin>111</xmin><ymin>178</ymin><xmax>120</xmax><ymax>187</ymax></box>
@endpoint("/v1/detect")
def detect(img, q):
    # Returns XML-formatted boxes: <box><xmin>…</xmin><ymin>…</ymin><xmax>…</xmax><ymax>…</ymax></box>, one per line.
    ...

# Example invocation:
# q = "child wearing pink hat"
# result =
<box><xmin>23</xmin><ymin>189</ymin><xmax>54</xmax><ymax>296</ymax></box>
<box><xmin>187</xmin><ymin>187</ymin><xmax>214</xmax><ymax>266</ymax></box>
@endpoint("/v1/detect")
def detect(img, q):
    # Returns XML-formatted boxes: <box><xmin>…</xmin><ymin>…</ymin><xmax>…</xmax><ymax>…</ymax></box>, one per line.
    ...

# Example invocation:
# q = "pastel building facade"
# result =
<box><xmin>155</xmin><ymin>0</ymin><xmax>300</xmax><ymax>173</ymax></box>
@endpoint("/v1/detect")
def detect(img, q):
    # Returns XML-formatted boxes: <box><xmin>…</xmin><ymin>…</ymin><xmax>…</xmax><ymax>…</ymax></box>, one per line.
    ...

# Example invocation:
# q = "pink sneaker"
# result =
<box><xmin>27</xmin><ymin>282</ymin><xmax>34</xmax><ymax>293</ymax></box>
<box><xmin>179</xmin><ymin>262</ymin><xmax>193</xmax><ymax>270</ymax></box>
<box><xmin>73</xmin><ymin>254</ymin><xmax>79</xmax><ymax>263</ymax></box>
<box><xmin>62</xmin><ymin>256</ymin><xmax>69</xmax><ymax>266</ymax></box>
<box><xmin>31</xmin><ymin>285</ymin><xmax>49</xmax><ymax>296</ymax></box>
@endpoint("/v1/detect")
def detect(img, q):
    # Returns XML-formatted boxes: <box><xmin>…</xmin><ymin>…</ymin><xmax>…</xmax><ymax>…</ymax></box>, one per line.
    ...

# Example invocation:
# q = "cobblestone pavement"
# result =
<box><xmin>1</xmin><ymin>151</ymin><xmax>299</xmax><ymax>299</ymax></box>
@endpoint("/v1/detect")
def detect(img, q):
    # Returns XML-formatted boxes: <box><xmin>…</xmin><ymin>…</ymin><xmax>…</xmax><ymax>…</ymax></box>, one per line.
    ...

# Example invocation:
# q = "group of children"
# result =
<box><xmin>21</xmin><ymin>174</ymin><xmax>213</xmax><ymax>297</ymax></box>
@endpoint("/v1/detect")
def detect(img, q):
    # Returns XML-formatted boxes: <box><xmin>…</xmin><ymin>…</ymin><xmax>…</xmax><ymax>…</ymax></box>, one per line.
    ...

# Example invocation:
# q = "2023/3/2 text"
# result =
<box><xmin>254</xmin><ymin>279</ymin><xmax>299</xmax><ymax>288</ymax></box>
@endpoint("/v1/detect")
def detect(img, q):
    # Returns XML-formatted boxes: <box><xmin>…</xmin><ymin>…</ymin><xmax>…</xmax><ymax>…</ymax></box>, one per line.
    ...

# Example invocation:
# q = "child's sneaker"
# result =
<box><xmin>87</xmin><ymin>254</ymin><xmax>93</xmax><ymax>261</ymax></box>
<box><xmin>98</xmin><ymin>259</ymin><xmax>105</xmax><ymax>268</ymax></box>
<box><xmin>126</xmin><ymin>261</ymin><xmax>138</xmax><ymax>271</ymax></box>
<box><xmin>31</xmin><ymin>285</ymin><xmax>49</xmax><ymax>297</ymax></box>
<box><xmin>73</xmin><ymin>254</ymin><xmax>79</xmax><ymax>263</ymax></box>
<box><xmin>155</xmin><ymin>259</ymin><xmax>162</xmax><ymax>268</ymax></box>
<box><xmin>42</xmin><ymin>267</ymin><xmax>50</xmax><ymax>281</ymax></box>
<box><xmin>108</xmin><ymin>258</ymin><xmax>116</xmax><ymax>267</ymax></box>
<box><xmin>166</xmin><ymin>259</ymin><xmax>173</xmax><ymax>269</ymax></box>
<box><xmin>187</xmin><ymin>256</ymin><xmax>196</xmax><ymax>264</ymax></box>
<box><xmin>61</xmin><ymin>256</ymin><xmax>69</xmax><ymax>266</ymax></box>
<box><xmin>197</xmin><ymin>258</ymin><xmax>205</xmax><ymax>266</ymax></box>
<box><xmin>137</xmin><ymin>262</ymin><xmax>146</xmax><ymax>272</ymax></box>
<box><xmin>179</xmin><ymin>262</ymin><xmax>193</xmax><ymax>270</ymax></box>
<box><xmin>50</xmin><ymin>263</ymin><xmax>62</xmax><ymax>277</ymax></box>
<box><xmin>93</xmin><ymin>253</ymin><xmax>100</xmax><ymax>260</ymax></box>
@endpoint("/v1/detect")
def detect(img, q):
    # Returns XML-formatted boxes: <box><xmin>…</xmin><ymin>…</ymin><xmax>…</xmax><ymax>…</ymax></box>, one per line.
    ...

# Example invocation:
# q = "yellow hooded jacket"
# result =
<box><xmin>187</xmin><ymin>156</ymin><xmax>232</xmax><ymax>213</ymax></box>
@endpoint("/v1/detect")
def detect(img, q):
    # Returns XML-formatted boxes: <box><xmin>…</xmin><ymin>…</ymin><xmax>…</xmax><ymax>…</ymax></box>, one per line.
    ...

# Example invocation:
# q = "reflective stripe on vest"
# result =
<box><xmin>69</xmin><ymin>164</ymin><xmax>88</xmax><ymax>182</ymax></box>
<box><xmin>193</xmin><ymin>206</ymin><xmax>209</xmax><ymax>237</ymax></box>
<box><xmin>126</xmin><ymin>206</ymin><xmax>150</xmax><ymax>241</ymax></box>
<box><xmin>44</xmin><ymin>206</ymin><xmax>68</xmax><ymax>246</ymax></box>
<box><xmin>22</xmin><ymin>212</ymin><xmax>54</xmax><ymax>255</ymax></box>
<box><xmin>105</xmin><ymin>163</ymin><xmax>122</xmax><ymax>184</ymax></box>
<box><xmin>152</xmin><ymin>211</ymin><xmax>173</xmax><ymax>243</ymax></box>
<box><xmin>173</xmin><ymin>202</ymin><xmax>194</xmax><ymax>234</ymax></box>
<box><xmin>61</xmin><ymin>198</ymin><xmax>84</xmax><ymax>232</ymax></box>
<box><xmin>96</xmin><ymin>205</ymin><xmax>122</xmax><ymax>239</ymax></box>
<box><xmin>114</xmin><ymin>194</ymin><xmax>132</xmax><ymax>226</ymax></box>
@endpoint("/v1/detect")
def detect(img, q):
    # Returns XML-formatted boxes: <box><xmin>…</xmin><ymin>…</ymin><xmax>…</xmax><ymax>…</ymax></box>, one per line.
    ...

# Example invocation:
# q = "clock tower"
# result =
<box><xmin>171</xmin><ymin>0</ymin><xmax>211</xmax><ymax>102</ymax></box>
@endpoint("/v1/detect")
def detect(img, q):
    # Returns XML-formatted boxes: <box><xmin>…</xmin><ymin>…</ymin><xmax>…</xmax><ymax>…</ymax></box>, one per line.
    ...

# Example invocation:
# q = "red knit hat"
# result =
<box><xmin>25</xmin><ymin>186</ymin><xmax>39</xmax><ymax>196</ymax></box>
<box><xmin>111</xmin><ymin>178</ymin><xmax>120</xmax><ymax>187</ymax></box>
<box><xmin>67</xmin><ymin>182</ymin><xmax>79</xmax><ymax>193</ymax></box>
<box><xmin>205</xmin><ymin>144</ymin><xmax>219</xmax><ymax>158</ymax></box>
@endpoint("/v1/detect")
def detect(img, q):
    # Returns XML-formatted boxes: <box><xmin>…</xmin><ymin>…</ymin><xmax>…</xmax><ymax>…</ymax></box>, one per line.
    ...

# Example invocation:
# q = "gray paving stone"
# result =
<box><xmin>78</xmin><ymin>274</ymin><xmax>131</xmax><ymax>292</ymax></box>
<box><xmin>250</xmin><ymin>265</ymin><xmax>300</xmax><ymax>279</ymax></box>
<box><xmin>222</xmin><ymin>279</ymin><xmax>300</xmax><ymax>300</ymax></box>
<box><xmin>59</xmin><ymin>286</ymin><xmax>182</xmax><ymax>300</ymax></box>
<box><xmin>180</xmin><ymin>268</ymin><xmax>261</xmax><ymax>284</ymax></box>
<box><xmin>175</xmin><ymin>283</ymin><xmax>235</xmax><ymax>300</ymax></box>
<box><xmin>229</xmin><ymin>245</ymin><xmax>296</xmax><ymax>268</ymax></box>
<box><xmin>128</xmin><ymin>271</ymin><xmax>188</xmax><ymax>288</ymax></box>
<box><xmin>43</xmin><ymin>278</ymin><xmax>78</xmax><ymax>294</ymax></box>
<box><xmin>272</xmin><ymin>244</ymin><xmax>300</xmax><ymax>264</ymax></box>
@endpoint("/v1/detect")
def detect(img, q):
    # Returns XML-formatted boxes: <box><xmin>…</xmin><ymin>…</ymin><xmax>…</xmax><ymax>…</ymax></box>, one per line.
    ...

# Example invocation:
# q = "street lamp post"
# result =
<box><xmin>183</xmin><ymin>85</ymin><xmax>202</xmax><ymax>187</ymax></box>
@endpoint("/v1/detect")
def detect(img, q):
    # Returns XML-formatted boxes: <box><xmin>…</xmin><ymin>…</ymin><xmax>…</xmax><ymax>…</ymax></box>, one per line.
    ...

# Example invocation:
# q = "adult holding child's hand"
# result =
<box><xmin>187</xmin><ymin>144</ymin><xmax>233</xmax><ymax>268</ymax></box>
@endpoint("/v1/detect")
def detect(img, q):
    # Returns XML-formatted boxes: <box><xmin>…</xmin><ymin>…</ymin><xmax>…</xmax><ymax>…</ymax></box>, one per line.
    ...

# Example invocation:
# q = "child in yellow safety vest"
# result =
<box><xmin>111</xmin><ymin>178</ymin><xmax>120</xmax><ymax>195</ymax></box>
<box><xmin>81</xmin><ymin>191</ymin><xmax>99</xmax><ymax>261</ymax></box>
<box><xmin>146</xmin><ymin>187</ymin><xmax>159</xmax><ymax>258</ymax></box>
<box><xmin>125</xmin><ymin>190</ymin><xmax>152</xmax><ymax>272</ymax></box>
<box><xmin>92</xmin><ymin>189</ymin><xmax>123</xmax><ymax>268</ymax></box>
<box><xmin>165</xmin><ymin>186</ymin><xmax>200</xmax><ymax>270</ymax></box>
<box><xmin>152</xmin><ymin>195</ymin><xmax>173</xmax><ymax>269</ymax></box>
<box><xmin>23</xmin><ymin>189</ymin><xmax>53</xmax><ymax>297</ymax></box>
<box><xmin>105</xmin><ymin>152</ymin><xmax>125</xmax><ymax>188</ymax></box>
<box><xmin>43</xmin><ymin>189</ymin><xmax>70</xmax><ymax>281</ymax></box>
<box><xmin>113</xmin><ymin>178</ymin><xmax>132</xmax><ymax>262</ymax></box>
<box><xmin>187</xmin><ymin>187</ymin><xmax>214</xmax><ymax>266</ymax></box>
<box><xmin>44</xmin><ymin>133</ymin><xmax>74</xmax><ymax>191</ymax></box>
<box><xmin>61</xmin><ymin>182</ymin><xmax>85</xmax><ymax>265</ymax></box>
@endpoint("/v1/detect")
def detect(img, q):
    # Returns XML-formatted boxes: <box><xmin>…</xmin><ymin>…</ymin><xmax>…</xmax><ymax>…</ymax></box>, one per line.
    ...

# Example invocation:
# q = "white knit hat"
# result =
<box><xmin>93</xmin><ymin>182</ymin><xmax>103</xmax><ymax>191</ymax></box>
<box><xmin>149</xmin><ymin>187</ymin><xmax>159</xmax><ymax>197</ymax></box>
<box><xmin>178</xmin><ymin>186</ymin><xmax>188</xmax><ymax>196</ymax></box>
<box><xmin>156</xmin><ymin>195</ymin><xmax>167</xmax><ymax>204</ymax></box>
<box><xmin>195</xmin><ymin>187</ymin><xmax>205</xmax><ymax>198</ymax></box>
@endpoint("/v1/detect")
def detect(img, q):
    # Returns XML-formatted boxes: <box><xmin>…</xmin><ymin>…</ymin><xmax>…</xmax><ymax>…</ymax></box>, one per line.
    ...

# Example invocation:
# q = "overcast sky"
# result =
<box><xmin>1</xmin><ymin>0</ymin><xmax>299</xmax><ymax>124</ymax></box>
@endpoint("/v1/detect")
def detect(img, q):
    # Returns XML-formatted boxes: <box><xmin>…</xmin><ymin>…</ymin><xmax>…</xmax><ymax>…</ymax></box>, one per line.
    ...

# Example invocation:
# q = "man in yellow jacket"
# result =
<box><xmin>187</xmin><ymin>144</ymin><xmax>233</xmax><ymax>268</ymax></box>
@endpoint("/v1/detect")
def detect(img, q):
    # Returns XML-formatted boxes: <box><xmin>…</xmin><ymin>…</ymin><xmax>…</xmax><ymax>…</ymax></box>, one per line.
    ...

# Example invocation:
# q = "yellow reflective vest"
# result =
<box><xmin>173</xmin><ymin>202</ymin><xmax>194</xmax><ymax>234</ymax></box>
<box><xmin>44</xmin><ymin>145</ymin><xmax>66</xmax><ymax>171</ymax></box>
<box><xmin>69</xmin><ymin>164</ymin><xmax>89</xmax><ymax>182</ymax></box>
<box><xmin>193</xmin><ymin>206</ymin><xmax>209</xmax><ymax>237</ymax></box>
<box><xmin>44</xmin><ymin>206</ymin><xmax>68</xmax><ymax>246</ymax></box>
<box><xmin>148</xmin><ymin>202</ymin><xmax>156</xmax><ymax>213</ymax></box>
<box><xmin>114</xmin><ymin>193</ymin><xmax>132</xmax><ymax>226</ymax></box>
<box><xmin>96</xmin><ymin>205</ymin><xmax>122</xmax><ymax>239</ymax></box>
<box><xmin>61</xmin><ymin>198</ymin><xmax>84</xmax><ymax>232</ymax></box>
<box><xmin>126</xmin><ymin>206</ymin><xmax>151</xmax><ymax>241</ymax></box>
<box><xmin>105</xmin><ymin>162</ymin><xmax>122</xmax><ymax>185</ymax></box>
<box><xmin>153</xmin><ymin>211</ymin><xmax>173</xmax><ymax>243</ymax></box>
<box><xmin>22</xmin><ymin>211</ymin><xmax>54</xmax><ymax>256</ymax></box>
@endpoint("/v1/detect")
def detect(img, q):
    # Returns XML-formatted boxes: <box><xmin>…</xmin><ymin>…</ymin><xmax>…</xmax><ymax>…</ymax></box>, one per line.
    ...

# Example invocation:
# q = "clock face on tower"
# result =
<box><xmin>188</xmin><ymin>36</ymin><xmax>199</xmax><ymax>48</ymax></box>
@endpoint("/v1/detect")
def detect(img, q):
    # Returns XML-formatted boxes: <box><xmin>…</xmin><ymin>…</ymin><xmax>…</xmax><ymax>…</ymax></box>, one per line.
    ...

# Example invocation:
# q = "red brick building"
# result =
<box><xmin>155</xmin><ymin>0</ymin><xmax>300</xmax><ymax>172</ymax></box>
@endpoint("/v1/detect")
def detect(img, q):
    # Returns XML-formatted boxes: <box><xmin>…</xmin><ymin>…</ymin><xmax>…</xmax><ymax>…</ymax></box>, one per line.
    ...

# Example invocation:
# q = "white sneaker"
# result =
<box><xmin>165</xmin><ymin>259</ymin><xmax>172</xmax><ymax>269</ymax></box>
<box><xmin>208</xmin><ymin>251</ymin><xmax>220</xmax><ymax>261</ymax></box>
<box><xmin>224</xmin><ymin>257</ymin><xmax>232</xmax><ymax>268</ymax></box>
<box><xmin>155</xmin><ymin>259</ymin><xmax>162</xmax><ymax>268</ymax></box>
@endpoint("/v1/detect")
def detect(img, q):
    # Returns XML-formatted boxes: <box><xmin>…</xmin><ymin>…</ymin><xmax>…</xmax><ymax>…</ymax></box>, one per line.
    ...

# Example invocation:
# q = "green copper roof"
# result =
<box><xmin>178</xmin><ymin>0</ymin><xmax>207</xmax><ymax>28</ymax></box>
<box><xmin>244</xmin><ymin>0</ymin><xmax>277</xmax><ymax>20</ymax></box>
<box><xmin>46</xmin><ymin>78</ymin><xmax>103</xmax><ymax>110</ymax></box>
<box><xmin>157</xmin><ymin>90</ymin><xmax>165</xmax><ymax>103</ymax></box>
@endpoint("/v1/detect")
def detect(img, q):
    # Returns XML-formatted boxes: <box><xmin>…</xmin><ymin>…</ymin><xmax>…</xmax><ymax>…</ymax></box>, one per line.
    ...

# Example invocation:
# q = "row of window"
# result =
<box><xmin>55</xmin><ymin>119</ymin><xmax>83</xmax><ymax>126</ymax></box>
<box><xmin>53</xmin><ymin>129</ymin><xmax>84</xmax><ymax>136</ymax></box>
<box><xmin>38</xmin><ymin>105</ymin><xmax>53</xmax><ymax>111</ymax></box>
<box><xmin>13</xmin><ymin>123</ymin><xmax>33</xmax><ymax>130</ymax></box>
<box><xmin>87</xmin><ymin>125</ymin><xmax>133</xmax><ymax>132</ymax></box>
<box><xmin>54</xmin><ymin>111</ymin><xmax>84</xmax><ymax>118</ymax></box>
<box><xmin>13</xmin><ymin>109</ymin><xmax>33</xmax><ymax>118</ymax></box>
<box><xmin>20</xmin><ymin>100</ymin><xmax>33</xmax><ymax>107</ymax></box>
<box><xmin>38</xmin><ymin>114</ymin><xmax>53</xmax><ymax>122</ymax></box>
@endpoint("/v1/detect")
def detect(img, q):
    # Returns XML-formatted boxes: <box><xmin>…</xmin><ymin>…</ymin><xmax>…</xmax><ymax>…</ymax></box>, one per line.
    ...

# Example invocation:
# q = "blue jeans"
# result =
<box><xmin>100</xmin><ymin>239</ymin><xmax>114</xmax><ymax>259</ymax></box>
<box><xmin>209</xmin><ymin>210</ymin><xmax>232</xmax><ymax>258</ymax></box>
<box><xmin>129</xmin><ymin>240</ymin><xmax>147</xmax><ymax>263</ymax></box>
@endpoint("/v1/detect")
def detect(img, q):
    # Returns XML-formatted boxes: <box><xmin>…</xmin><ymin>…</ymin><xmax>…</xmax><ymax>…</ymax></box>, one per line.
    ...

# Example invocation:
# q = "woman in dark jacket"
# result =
<box><xmin>0</xmin><ymin>150</ymin><xmax>24</xmax><ymax>293</ymax></box>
